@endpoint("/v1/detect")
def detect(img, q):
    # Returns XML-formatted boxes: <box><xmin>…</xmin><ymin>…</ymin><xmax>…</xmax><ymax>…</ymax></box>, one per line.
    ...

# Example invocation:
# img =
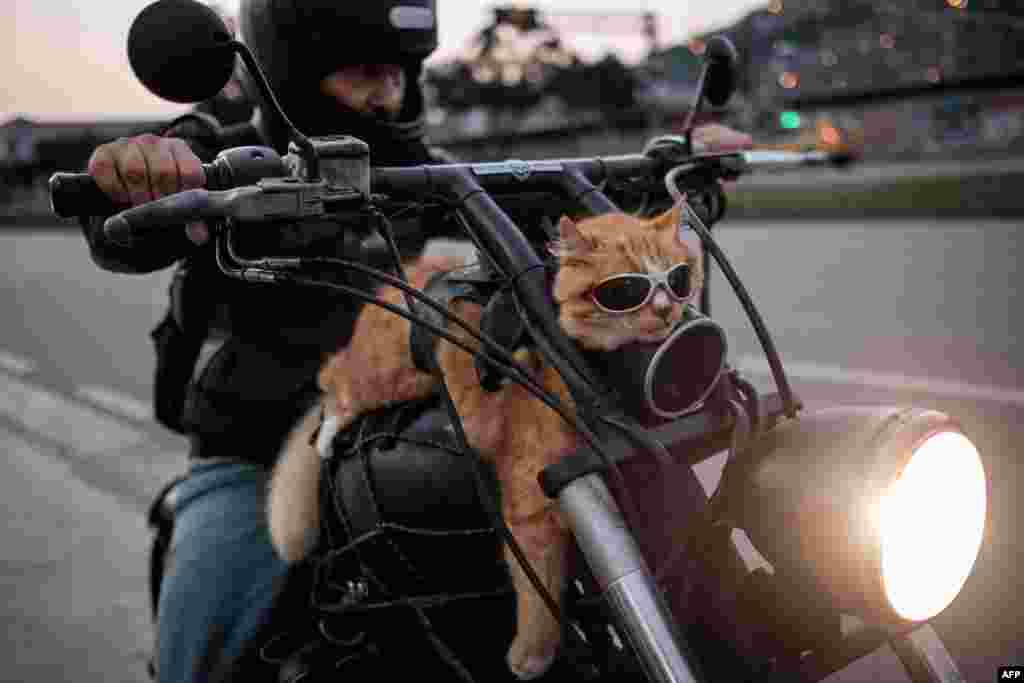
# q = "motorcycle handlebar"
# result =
<box><xmin>48</xmin><ymin>146</ymin><xmax>851</xmax><ymax>247</ymax></box>
<box><xmin>48</xmin><ymin>154</ymin><xmax>655</xmax><ymax>220</ymax></box>
<box><xmin>50</xmin><ymin>146</ymin><xmax>849</xmax><ymax>218</ymax></box>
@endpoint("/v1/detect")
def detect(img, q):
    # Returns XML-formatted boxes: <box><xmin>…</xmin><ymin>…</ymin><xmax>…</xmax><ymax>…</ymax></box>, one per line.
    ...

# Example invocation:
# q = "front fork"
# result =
<box><xmin>891</xmin><ymin>626</ymin><xmax>966</xmax><ymax>683</ymax></box>
<box><xmin>558</xmin><ymin>473</ymin><xmax>706</xmax><ymax>683</ymax></box>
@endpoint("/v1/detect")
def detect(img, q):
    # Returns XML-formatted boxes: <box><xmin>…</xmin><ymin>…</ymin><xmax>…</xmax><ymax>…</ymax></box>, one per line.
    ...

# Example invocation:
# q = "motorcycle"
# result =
<box><xmin>49</xmin><ymin>1</ymin><xmax>986</xmax><ymax>681</ymax></box>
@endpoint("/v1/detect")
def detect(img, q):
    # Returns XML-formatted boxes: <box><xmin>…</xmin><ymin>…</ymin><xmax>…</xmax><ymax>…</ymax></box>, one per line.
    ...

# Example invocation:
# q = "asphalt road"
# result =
<box><xmin>0</xmin><ymin>217</ymin><xmax>1021</xmax><ymax>682</ymax></box>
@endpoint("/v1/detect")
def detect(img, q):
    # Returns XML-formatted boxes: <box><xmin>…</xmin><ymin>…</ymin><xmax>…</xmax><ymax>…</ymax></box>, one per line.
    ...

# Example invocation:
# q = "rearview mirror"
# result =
<box><xmin>702</xmin><ymin>35</ymin><xmax>739</xmax><ymax>108</ymax></box>
<box><xmin>127</xmin><ymin>0</ymin><xmax>237</xmax><ymax>103</ymax></box>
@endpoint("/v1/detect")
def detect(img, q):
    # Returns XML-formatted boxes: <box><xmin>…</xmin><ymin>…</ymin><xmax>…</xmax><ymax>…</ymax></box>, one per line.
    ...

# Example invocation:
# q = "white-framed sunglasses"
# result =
<box><xmin>589</xmin><ymin>262</ymin><xmax>694</xmax><ymax>314</ymax></box>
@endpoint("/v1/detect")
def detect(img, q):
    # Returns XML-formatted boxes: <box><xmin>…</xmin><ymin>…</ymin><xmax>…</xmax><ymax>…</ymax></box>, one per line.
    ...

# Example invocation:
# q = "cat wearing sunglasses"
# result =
<box><xmin>268</xmin><ymin>201</ymin><xmax>700</xmax><ymax>680</ymax></box>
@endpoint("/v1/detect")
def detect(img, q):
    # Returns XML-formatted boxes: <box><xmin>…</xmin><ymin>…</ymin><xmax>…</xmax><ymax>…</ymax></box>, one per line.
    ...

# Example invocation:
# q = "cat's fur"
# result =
<box><xmin>269</xmin><ymin>202</ymin><xmax>701</xmax><ymax>679</ymax></box>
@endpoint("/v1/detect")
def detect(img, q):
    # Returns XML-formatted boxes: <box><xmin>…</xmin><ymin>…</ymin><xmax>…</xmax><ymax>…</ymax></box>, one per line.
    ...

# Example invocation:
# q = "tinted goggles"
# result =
<box><xmin>590</xmin><ymin>263</ymin><xmax>694</xmax><ymax>314</ymax></box>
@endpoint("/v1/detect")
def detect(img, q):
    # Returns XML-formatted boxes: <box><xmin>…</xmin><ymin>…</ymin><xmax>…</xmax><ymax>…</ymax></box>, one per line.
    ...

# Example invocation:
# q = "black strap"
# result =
<box><xmin>474</xmin><ymin>287</ymin><xmax>525</xmax><ymax>391</ymax></box>
<box><xmin>408</xmin><ymin>268</ymin><xmax>490</xmax><ymax>375</ymax></box>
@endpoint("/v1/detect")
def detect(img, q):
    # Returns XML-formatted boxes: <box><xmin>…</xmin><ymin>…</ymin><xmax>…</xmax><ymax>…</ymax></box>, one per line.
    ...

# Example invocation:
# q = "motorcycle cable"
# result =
<box><xmin>440</xmin><ymin>207</ymin><xmax>611</xmax><ymax>417</ymax></box>
<box><xmin>207</xmin><ymin>167</ymin><xmax>718</xmax><ymax>546</ymax></box>
<box><xmin>370</xmin><ymin>205</ymin><xmax>573</xmax><ymax>655</ymax></box>
<box><xmin>652</xmin><ymin>395</ymin><xmax>754</xmax><ymax>586</ymax></box>
<box><xmin>218</xmin><ymin>219</ymin><xmax>636</xmax><ymax>658</ymax></box>
<box><xmin>211</xmin><ymin>193</ymin><xmax>695</xmax><ymax>653</ymax></box>
<box><xmin>664</xmin><ymin>166</ymin><xmax>799</xmax><ymax>418</ymax></box>
<box><xmin>213</xmin><ymin>223</ymin><xmax>575</xmax><ymax>622</ymax></box>
<box><xmin>447</xmin><ymin>197</ymin><xmax>666</xmax><ymax>560</ymax></box>
<box><xmin>458</xmin><ymin>204</ymin><xmax>651</xmax><ymax>537</ymax></box>
<box><xmin>213</xmin><ymin>221</ymin><xmax>555</xmax><ymax>406</ymax></box>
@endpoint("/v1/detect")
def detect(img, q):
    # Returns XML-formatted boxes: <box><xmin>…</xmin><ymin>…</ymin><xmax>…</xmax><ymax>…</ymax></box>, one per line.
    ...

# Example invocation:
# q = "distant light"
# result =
<box><xmin>472</xmin><ymin>65</ymin><xmax>497</xmax><ymax>83</ymax></box>
<box><xmin>879</xmin><ymin>33</ymin><xmax>895</xmax><ymax>49</ymax></box>
<box><xmin>779</xmin><ymin>110</ymin><xmax>802</xmax><ymax>129</ymax></box>
<box><xmin>779</xmin><ymin>71</ymin><xmax>799</xmax><ymax>89</ymax></box>
<box><xmin>820</xmin><ymin>125</ymin><xmax>842</xmax><ymax>146</ymax></box>
<box><xmin>501</xmin><ymin>64</ymin><xmax>524</xmax><ymax>86</ymax></box>
<box><xmin>946</xmin><ymin>0</ymin><xmax>967</xmax><ymax>8</ymax></box>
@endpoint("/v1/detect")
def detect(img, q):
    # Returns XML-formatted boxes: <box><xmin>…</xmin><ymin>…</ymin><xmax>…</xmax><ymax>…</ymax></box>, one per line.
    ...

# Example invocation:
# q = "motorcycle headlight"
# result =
<box><xmin>724</xmin><ymin>405</ymin><xmax>986</xmax><ymax>627</ymax></box>
<box><xmin>879</xmin><ymin>429</ymin><xmax>986</xmax><ymax>621</ymax></box>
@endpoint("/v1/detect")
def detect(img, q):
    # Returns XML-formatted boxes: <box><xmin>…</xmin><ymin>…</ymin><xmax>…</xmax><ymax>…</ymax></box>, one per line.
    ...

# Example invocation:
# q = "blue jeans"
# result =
<box><xmin>157</xmin><ymin>460</ymin><xmax>289</xmax><ymax>683</ymax></box>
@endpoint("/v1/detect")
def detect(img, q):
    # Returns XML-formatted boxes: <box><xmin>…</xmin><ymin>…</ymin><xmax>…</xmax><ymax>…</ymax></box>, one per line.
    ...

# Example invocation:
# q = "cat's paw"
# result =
<box><xmin>503</xmin><ymin>525</ymin><xmax>565</xmax><ymax>681</ymax></box>
<box><xmin>506</xmin><ymin>636</ymin><xmax>558</xmax><ymax>680</ymax></box>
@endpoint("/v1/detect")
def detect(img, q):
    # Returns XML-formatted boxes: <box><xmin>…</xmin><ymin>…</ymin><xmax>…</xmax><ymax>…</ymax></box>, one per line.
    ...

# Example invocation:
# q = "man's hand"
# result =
<box><xmin>691</xmin><ymin>123</ymin><xmax>753</xmax><ymax>154</ymax></box>
<box><xmin>87</xmin><ymin>133</ymin><xmax>210</xmax><ymax>244</ymax></box>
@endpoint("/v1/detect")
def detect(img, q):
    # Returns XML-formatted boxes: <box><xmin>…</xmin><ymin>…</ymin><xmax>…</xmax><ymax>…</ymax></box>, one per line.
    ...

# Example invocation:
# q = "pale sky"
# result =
<box><xmin>4</xmin><ymin>0</ymin><xmax>765</xmax><ymax>121</ymax></box>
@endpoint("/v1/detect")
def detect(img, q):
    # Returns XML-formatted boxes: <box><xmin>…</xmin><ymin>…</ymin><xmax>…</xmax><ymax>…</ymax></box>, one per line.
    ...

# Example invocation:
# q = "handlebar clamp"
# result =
<box><xmin>642</xmin><ymin>134</ymin><xmax>693</xmax><ymax>166</ymax></box>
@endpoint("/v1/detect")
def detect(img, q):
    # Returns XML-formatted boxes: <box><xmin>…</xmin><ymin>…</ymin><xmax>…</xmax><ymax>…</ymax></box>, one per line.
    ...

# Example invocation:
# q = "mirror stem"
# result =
<box><xmin>230</xmin><ymin>40</ymin><xmax>320</xmax><ymax>180</ymax></box>
<box><xmin>678</xmin><ymin>62</ymin><xmax>711</xmax><ymax>149</ymax></box>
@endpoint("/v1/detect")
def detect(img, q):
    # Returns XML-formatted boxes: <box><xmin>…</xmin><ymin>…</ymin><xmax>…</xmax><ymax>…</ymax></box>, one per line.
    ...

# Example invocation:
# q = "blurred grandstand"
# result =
<box><xmin>428</xmin><ymin>0</ymin><xmax>1024</xmax><ymax>159</ymax></box>
<box><xmin>423</xmin><ymin>6</ymin><xmax>668</xmax><ymax>144</ymax></box>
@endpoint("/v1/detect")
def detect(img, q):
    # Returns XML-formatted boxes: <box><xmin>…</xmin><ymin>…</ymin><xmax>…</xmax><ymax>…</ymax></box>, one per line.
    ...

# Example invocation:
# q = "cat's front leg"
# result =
<box><xmin>437</xmin><ymin>335</ymin><xmax>576</xmax><ymax>680</ymax></box>
<box><xmin>498</xmin><ymin>353</ymin><xmax>577</xmax><ymax>679</ymax></box>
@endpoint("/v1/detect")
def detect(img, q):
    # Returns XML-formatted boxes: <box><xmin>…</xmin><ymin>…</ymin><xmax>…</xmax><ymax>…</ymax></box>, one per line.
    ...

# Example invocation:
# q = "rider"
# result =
<box><xmin>82</xmin><ymin>0</ymin><xmax>753</xmax><ymax>680</ymax></box>
<box><xmin>84</xmin><ymin>1</ymin><xmax>446</xmax><ymax>680</ymax></box>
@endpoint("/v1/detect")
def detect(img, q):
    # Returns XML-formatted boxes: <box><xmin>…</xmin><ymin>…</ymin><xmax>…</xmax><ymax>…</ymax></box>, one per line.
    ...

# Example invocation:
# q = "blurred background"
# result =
<box><xmin>4</xmin><ymin>0</ymin><xmax>1024</xmax><ymax>216</ymax></box>
<box><xmin>1</xmin><ymin>1</ymin><xmax>1021</xmax><ymax>682</ymax></box>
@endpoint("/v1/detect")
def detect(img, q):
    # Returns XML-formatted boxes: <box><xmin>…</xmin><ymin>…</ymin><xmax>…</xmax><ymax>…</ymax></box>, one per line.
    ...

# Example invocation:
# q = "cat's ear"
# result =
<box><xmin>652</xmin><ymin>200</ymin><xmax>684</xmax><ymax>234</ymax></box>
<box><xmin>547</xmin><ymin>216</ymin><xmax>593</xmax><ymax>258</ymax></box>
<box><xmin>654</xmin><ymin>200</ymin><xmax>700</xmax><ymax>250</ymax></box>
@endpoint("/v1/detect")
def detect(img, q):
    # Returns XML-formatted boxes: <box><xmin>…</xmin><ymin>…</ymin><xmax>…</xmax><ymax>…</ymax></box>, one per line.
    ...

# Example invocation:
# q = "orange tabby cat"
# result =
<box><xmin>269</xmin><ymin>202</ymin><xmax>701</xmax><ymax>679</ymax></box>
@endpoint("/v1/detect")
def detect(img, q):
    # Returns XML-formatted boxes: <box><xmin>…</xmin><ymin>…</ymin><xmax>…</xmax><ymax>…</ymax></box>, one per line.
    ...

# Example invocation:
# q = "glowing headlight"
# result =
<box><xmin>880</xmin><ymin>430</ymin><xmax>986</xmax><ymax>622</ymax></box>
<box><xmin>723</xmin><ymin>406</ymin><xmax>987</xmax><ymax>628</ymax></box>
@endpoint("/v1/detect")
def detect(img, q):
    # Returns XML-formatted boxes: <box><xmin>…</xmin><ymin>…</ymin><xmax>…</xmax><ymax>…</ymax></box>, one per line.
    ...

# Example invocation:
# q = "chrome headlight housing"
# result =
<box><xmin>723</xmin><ymin>405</ymin><xmax>986</xmax><ymax>627</ymax></box>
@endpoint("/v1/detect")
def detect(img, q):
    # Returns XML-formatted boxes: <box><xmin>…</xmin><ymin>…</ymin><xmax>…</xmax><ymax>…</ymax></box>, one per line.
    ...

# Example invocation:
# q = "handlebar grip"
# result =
<box><xmin>50</xmin><ymin>147</ymin><xmax>284</xmax><ymax>219</ymax></box>
<box><xmin>103</xmin><ymin>189</ymin><xmax>211</xmax><ymax>248</ymax></box>
<box><xmin>48</xmin><ymin>172</ymin><xmax>126</xmax><ymax>219</ymax></box>
<box><xmin>48</xmin><ymin>167</ymin><xmax>214</xmax><ymax>219</ymax></box>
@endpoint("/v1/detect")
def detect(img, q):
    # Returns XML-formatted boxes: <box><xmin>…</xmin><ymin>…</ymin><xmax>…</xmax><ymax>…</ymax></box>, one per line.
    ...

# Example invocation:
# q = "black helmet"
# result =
<box><xmin>238</xmin><ymin>0</ymin><xmax>439</xmax><ymax>162</ymax></box>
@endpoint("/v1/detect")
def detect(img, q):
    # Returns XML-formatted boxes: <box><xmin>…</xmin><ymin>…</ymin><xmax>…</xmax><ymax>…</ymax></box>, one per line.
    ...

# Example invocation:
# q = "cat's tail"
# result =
<box><xmin>267</xmin><ymin>401</ymin><xmax>333</xmax><ymax>563</ymax></box>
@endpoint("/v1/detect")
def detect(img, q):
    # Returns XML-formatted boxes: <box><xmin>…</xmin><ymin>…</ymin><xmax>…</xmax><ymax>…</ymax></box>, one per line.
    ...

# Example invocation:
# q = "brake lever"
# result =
<box><xmin>102</xmin><ymin>178</ymin><xmax>364</xmax><ymax>247</ymax></box>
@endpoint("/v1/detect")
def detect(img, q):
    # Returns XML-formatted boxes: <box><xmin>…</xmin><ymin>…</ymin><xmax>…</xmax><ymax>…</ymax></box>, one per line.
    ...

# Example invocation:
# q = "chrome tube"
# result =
<box><xmin>740</xmin><ymin>149</ymin><xmax>832</xmax><ymax>167</ymax></box>
<box><xmin>890</xmin><ymin>624</ymin><xmax>966</xmax><ymax>683</ymax></box>
<box><xmin>558</xmin><ymin>473</ymin><xmax>704</xmax><ymax>683</ymax></box>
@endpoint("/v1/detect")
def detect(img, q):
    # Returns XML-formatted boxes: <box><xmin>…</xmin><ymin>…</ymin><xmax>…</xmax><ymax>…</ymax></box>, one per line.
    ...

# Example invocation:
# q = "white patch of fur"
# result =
<box><xmin>651</xmin><ymin>289</ymin><xmax>672</xmax><ymax>311</ymax></box>
<box><xmin>268</xmin><ymin>402</ymin><xmax>357</xmax><ymax>564</ymax></box>
<box><xmin>547</xmin><ymin>239</ymin><xmax>591</xmax><ymax>260</ymax></box>
<box><xmin>566</xmin><ymin>310</ymin><xmax>679</xmax><ymax>351</ymax></box>
<box><xmin>315</xmin><ymin>413</ymin><xmax>341</xmax><ymax>459</ymax></box>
